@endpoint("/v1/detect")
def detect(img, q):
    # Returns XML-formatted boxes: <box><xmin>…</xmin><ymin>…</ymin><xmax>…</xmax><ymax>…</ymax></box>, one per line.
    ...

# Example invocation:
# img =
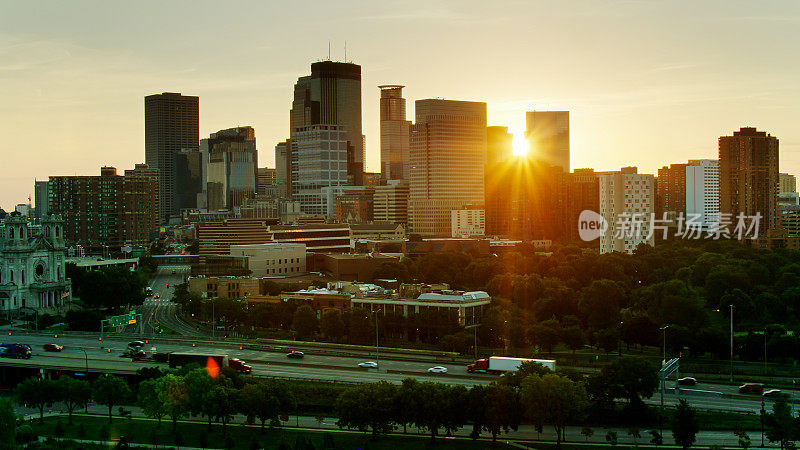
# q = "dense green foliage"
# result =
<box><xmin>66</xmin><ymin>263</ymin><xmax>148</xmax><ymax>310</ymax></box>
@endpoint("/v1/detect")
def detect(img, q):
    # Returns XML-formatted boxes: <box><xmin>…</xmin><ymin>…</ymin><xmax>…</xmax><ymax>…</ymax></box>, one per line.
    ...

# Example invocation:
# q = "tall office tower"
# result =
<box><xmin>561</xmin><ymin>168</ymin><xmax>600</xmax><ymax>243</ymax></box>
<box><xmin>409</xmin><ymin>99</ymin><xmax>487</xmax><ymax>236</ymax></box>
<box><xmin>526</xmin><ymin>111</ymin><xmax>569</xmax><ymax>171</ymax></box>
<box><xmin>373</xmin><ymin>181</ymin><xmax>409</xmax><ymax>225</ymax></box>
<box><xmin>290</xmin><ymin>62</ymin><xmax>365</xmax><ymax>185</ymax></box>
<box><xmin>779</xmin><ymin>173</ymin><xmax>796</xmax><ymax>193</ymax></box>
<box><xmin>685</xmin><ymin>159</ymin><xmax>720</xmax><ymax>232</ymax></box>
<box><xmin>256</xmin><ymin>168</ymin><xmax>277</xmax><ymax>195</ymax></box>
<box><xmin>379</xmin><ymin>85</ymin><xmax>411</xmax><ymax>181</ymax></box>
<box><xmin>34</xmin><ymin>180</ymin><xmax>49</xmax><ymax>221</ymax></box>
<box><xmin>484</xmin><ymin>126</ymin><xmax>514</xmax><ymax>236</ymax></box>
<box><xmin>144</xmin><ymin>92</ymin><xmax>199</xmax><ymax>222</ymax></box>
<box><xmin>48</xmin><ymin>165</ymin><xmax>159</xmax><ymax>250</ymax></box>
<box><xmin>598</xmin><ymin>167</ymin><xmax>655</xmax><ymax>254</ymax></box>
<box><xmin>275</xmin><ymin>140</ymin><xmax>292</xmax><ymax>198</ymax></box>
<box><xmin>174</xmin><ymin>148</ymin><xmax>203</xmax><ymax>213</ymax></box>
<box><xmin>655</xmin><ymin>163</ymin><xmax>689</xmax><ymax>217</ymax></box>
<box><xmin>719</xmin><ymin>127</ymin><xmax>779</xmax><ymax>235</ymax></box>
<box><xmin>203</xmin><ymin>126</ymin><xmax>258</xmax><ymax>210</ymax></box>
<box><xmin>290</xmin><ymin>124</ymin><xmax>348</xmax><ymax>215</ymax></box>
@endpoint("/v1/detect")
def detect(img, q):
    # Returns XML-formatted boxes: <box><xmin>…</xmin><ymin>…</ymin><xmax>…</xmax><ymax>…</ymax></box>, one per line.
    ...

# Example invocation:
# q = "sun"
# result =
<box><xmin>511</xmin><ymin>128</ymin><xmax>528</xmax><ymax>156</ymax></box>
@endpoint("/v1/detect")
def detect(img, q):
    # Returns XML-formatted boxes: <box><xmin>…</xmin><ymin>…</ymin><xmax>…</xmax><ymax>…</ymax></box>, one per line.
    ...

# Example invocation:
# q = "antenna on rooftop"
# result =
<box><xmin>328</xmin><ymin>40</ymin><xmax>331</xmax><ymax>60</ymax></box>
<box><xmin>344</xmin><ymin>41</ymin><xmax>347</xmax><ymax>62</ymax></box>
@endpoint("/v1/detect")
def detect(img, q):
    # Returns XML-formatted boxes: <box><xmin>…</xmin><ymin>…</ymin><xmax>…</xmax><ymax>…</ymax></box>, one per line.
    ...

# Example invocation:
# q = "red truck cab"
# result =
<box><xmin>467</xmin><ymin>358</ymin><xmax>490</xmax><ymax>373</ymax></box>
<box><xmin>229</xmin><ymin>358</ymin><xmax>252</xmax><ymax>374</ymax></box>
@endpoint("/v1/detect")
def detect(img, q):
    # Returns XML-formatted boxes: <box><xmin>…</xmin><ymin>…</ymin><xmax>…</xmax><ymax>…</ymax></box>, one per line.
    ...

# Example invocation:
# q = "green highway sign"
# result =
<box><xmin>108</xmin><ymin>311</ymin><xmax>137</xmax><ymax>327</ymax></box>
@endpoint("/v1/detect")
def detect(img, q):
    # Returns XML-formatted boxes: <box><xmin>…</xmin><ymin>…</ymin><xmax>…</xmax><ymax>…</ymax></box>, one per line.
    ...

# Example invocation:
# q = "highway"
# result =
<box><xmin>138</xmin><ymin>265</ymin><xmax>199</xmax><ymax>336</ymax></box>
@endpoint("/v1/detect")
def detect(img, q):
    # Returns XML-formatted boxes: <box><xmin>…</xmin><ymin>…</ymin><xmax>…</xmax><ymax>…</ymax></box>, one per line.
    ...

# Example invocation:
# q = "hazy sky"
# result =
<box><xmin>1</xmin><ymin>0</ymin><xmax>799</xmax><ymax>210</ymax></box>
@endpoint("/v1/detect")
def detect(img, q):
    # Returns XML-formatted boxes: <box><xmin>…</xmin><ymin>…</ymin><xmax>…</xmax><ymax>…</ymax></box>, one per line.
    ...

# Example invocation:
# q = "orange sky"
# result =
<box><xmin>1</xmin><ymin>0</ymin><xmax>799</xmax><ymax>209</ymax></box>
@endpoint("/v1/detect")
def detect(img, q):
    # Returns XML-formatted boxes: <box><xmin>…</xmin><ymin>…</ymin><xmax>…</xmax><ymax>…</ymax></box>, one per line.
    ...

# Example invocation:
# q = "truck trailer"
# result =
<box><xmin>467</xmin><ymin>356</ymin><xmax>556</xmax><ymax>374</ymax></box>
<box><xmin>165</xmin><ymin>352</ymin><xmax>251</xmax><ymax>374</ymax></box>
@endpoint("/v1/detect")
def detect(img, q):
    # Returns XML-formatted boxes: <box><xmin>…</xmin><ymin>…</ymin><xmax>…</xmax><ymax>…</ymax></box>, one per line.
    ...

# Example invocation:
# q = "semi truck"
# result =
<box><xmin>467</xmin><ymin>356</ymin><xmax>556</xmax><ymax>374</ymax></box>
<box><xmin>166</xmin><ymin>352</ymin><xmax>251</xmax><ymax>374</ymax></box>
<box><xmin>0</xmin><ymin>343</ymin><xmax>33</xmax><ymax>359</ymax></box>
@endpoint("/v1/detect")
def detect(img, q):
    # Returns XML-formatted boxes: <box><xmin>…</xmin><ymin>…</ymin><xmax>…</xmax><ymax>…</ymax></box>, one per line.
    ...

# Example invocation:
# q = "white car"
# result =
<box><xmin>358</xmin><ymin>361</ymin><xmax>378</xmax><ymax>369</ymax></box>
<box><xmin>428</xmin><ymin>366</ymin><xmax>448</xmax><ymax>374</ymax></box>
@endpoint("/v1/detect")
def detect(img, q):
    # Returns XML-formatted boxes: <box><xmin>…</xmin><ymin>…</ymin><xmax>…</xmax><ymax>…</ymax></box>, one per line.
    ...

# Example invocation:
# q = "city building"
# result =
<box><xmin>379</xmin><ymin>85</ymin><xmax>411</xmax><ymax>181</ymax></box>
<box><xmin>310</xmin><ymin>252</ymin><xmax>399</xmax><ymax>282</ymax></box>
<box><xmin>655</xmin><ymin>163</ymin><xmax>688</xmax><ymax>218</ymax></box>
<box><xmin>48</xmin><ymin>165</ymin><xmax>159</xmax><ymax>250</ymax></box>
<box><xmin>334</xmin><ymin>187</ymin><xmax>374</xmax><ymax>223</ymax></box>
<box><xmin>561</xmin><ymin>168</ymin><xmax>600</xmax><ymax>244</ymax></box>
<box><xmin>229</xmin><ymin>243</ymin><xmax>306</xmax><ymax>277</ymax></box>
<box><xmin>291</xmin><ymin>124</ymin><xmax>348</xmax><ymax>215</ymax></box>
<box><xmin>351</xmin><ymin>290</ymin><xmax>490</xmax><ymax>326</ymax></box>
<box><xmin>350</xmin><ymin>223</ymin><xmax>406</xmax><ymax>240</ymax></box>
<box><xmin>187</xmin><ymin>276</ymin><xmax>260</xmax><ymax>300</ymax></box>
<box><xmin>719</xmin><ymin>127</ymin><xmax>779</xmax><ymax>236</ymax></box>
<box><xmin>174</xmin><ymin>148</ymin><xmax>203</xmax><ymax>214</ymax></box>
<box><xmin>409</xmin><ymin>99</ymin><xmax>487</xmax><ymax>236</ymax></box>
<box><xmin>269</xmin><ymin>223</ymin><xmax>351</xmax><ymax>253</ymax></box>
<box><xmin>290</xmin><ymin>61</ymin><xmax>365</xmax><ymax>185</ymax></box>
<box><xmin>256</xmin><ymin>168</ymin><xmax>277</xmax><ymax>195</ymax></box>
<box><xmin>526</xmin><ymin>111</ymin><xmax>569</xmax><ymax>172</ymax></box>
<box><xmin>598</xmin><ymin>167</ymin><xmax>655</xmax><ymax>254</ymax></box>
<box><xmin>451</xmin><ymin>208</ymin><xmax>486</xmax><ymax>238</ymax></box>
<box><xmin>203</xmin><ymin>126</ymin><xmax>258</xmax><ymax>210</ymax></box>
<box><xmin>144</xmin><ymin>92</ymin><xmax>199</xmax><ymax>222</ymax></box>
<box><xmin>195</xmin><ymin>218</ymin><xmax>279</xmax><ymax>263</ymax></box>
<box><xmin>485</xmin><ymin>126</ymin><xmax>514</xmax><ymax>237</ymax></box>
<box><xmin>685</xmin><ymin>159</ymin><xmax>720</xmax><ymax>232</ymax></box>
<box><xmin>275</xmin><ymin>140</ymin><xmax>292</xmax><ymax>198</ymax></box>
<box><xmin>34</xmin><ymin>181</ymin><xmax>49</xmax><ymax>221</ymax></box>
<box><xmin>0</xmin><ymin>213</ymin><xmax>71</xmax><ymax>312</ymax></box>
<box><xmin>779</xmin><ymin>173</ymin><xmax>796</xmax><ymax>194</ymax></box>
<box><xmin>373</xmin><ymin>181</ymin><xmax>409</xmax><ymax>226</ymax></box>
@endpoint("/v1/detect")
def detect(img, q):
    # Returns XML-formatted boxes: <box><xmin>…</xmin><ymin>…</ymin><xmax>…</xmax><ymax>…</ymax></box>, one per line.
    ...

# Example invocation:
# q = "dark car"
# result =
<box><xmin>128</xmin><ymin>341</ymin><xmax>145</xmax><ymax>348</ymax></box>
<box><xmin>286</xmin><ymin>351</ymin><xmax>304</xmax><ymax>359</ymax></box>
<box><xmin>738</xmin><ymin>383</ymin><xmax>765</xmax><ymax>395</ymax></box>
<box><xmin>171</xmin><ymin>269</ymin><xmax>176</xmax><ymax>274</ymax></box>
<box><xmin>763</xmin><ymin>389</ymin><xmax>790</xmax><ymax>398</ymax></box>
<box><xmin>677</xmin><ymin>377</ymin><xmax>697</xmax><ymax>386</ymax></box>
<box><xmin>43</xmin><ymin>343</ymin><xmax>63</xmax><ymax>352</ymax></box>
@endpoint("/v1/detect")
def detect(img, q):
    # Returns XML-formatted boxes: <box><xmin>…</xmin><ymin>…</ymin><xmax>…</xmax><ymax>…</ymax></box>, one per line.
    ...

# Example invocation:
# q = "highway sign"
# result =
<box><xmin>108</xmin><ymin>311</ymin><xmax>137</xmax><ymax>327</ymax></box>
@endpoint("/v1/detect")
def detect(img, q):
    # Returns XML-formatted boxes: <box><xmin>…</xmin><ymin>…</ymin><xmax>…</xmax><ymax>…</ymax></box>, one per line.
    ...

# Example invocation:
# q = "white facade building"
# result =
<box><xmin>686</xmin><ymin>159</ymin><xmax>720</xmax><ymax>232</ymax></box>
<box><xmin>291</xmin><ymin>124</ymin><xmax>348</xmax><ymax>215</ymax></box>
<box><xmin>0</xmin><ymin>213</ymin><xmax>71</xmax><ymax>312</ymax></box>
<box><xmin>451</xmin><ymin>209</ymin><xmax>486</xmax><ymax>238</ymax></box>
<box><xmin>599</xmin><ymin>167</ymin><xmax>655</xmax><ymax>254</ymax></box>
<box><xmin>229</xmin><ymin>243</ymin><xmax>306</xmax><ymax>278</ymax></box>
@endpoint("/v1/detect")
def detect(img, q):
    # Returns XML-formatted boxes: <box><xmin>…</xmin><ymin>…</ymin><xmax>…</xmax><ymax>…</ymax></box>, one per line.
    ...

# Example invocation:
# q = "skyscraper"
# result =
<box><xmin>779</xmin><ymin>173</ymin><xmax>796</xmax><ymax>193</ymax></box>
<box><xmin>598</xmin><ymin>167</ymin><xmax>654</xmax><ymax>254</ymax></box>
<box><xmin>291</xmin><ymin>124</ymin><xmax>348</xmax><ymax>215</ymax></box>
<box><xmin>409</xmin><ymin>99</ymin><xmax>487</xmax><ymax>236</ymax></box>
<box><xmin>275</xmin><ymin>140</ymin><xmax>292</xmax><ymax>198</ymax></box>
<box><xmin>526</xmin><ymin>111</ymin><xmax>569</xmax><ymax>171</ymax></box>
<box><xmin>34</xmin><ymin>180</ymin><xmax>49</xmax><ymax>221</ymax></box>
<box><xmin>290</xmin><ymin>62</ymin><xmax>365</xmax><ymax>185</ymax></box>
<box><xmin>203</xmin><ymin>126</ymin><xmax>258</xmax><ymax>210</ymax></box>
<box><xmin>144</xmin><ymin>92</ymin><xmax>199</xmax><ymax>222</ymax></box>
<box><xmin>685</xmin><ymin>159</ymin><xmax>720</xmax><ymax>232</ymax></box>
<box><xmin>719</xmin><ymin>127</ymin><xmax>779</xmax><ymax>235</ymax></box>
<box><xmin>484</xmin><ymin>126</ymin><xmax>514</xmax><ymax>236</ymax></box>
<box><xmin>379</xmin><ymin>85</ymin><xmax>411</xmax><ymax>181</ymax></box>
<box><xmin>655</xmin><ymin>163</ymin><xmax>689</xmax><ymax>217</ymax></box>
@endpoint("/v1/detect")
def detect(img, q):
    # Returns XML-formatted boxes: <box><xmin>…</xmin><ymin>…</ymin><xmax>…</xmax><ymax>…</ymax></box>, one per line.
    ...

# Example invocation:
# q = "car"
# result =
<box><xmin>738</xmin><ymin>383</ymin><xmax>765</xmax><ymax>395</ymax></box>
<box><xmin>171</xmin><ymin>269</ymin><xmax>176</xmax><ymax>274</ymax></box>
<box><xmin>166</xmin><ymin>282</ymin><xmax>169</xmax><ymax>287</ymax></box>
<box><xmin>763</xmin><ymin>389</ymin><xmax>790</xmax><ymax>398</ymax></box>
<box><xmin>128</xmin><ymin>341</ymin><xmax>145</xmax><ymax>348</ymax></box>
<box><xmin>286</xmin><ymin>351</ymin><xmax>304</xmax><ymax>359</ymax></box>
<box><xmin>43</xmin><ymin>343</ymin><xmax>63</xmax><ymax>352</ymax></box>
<box><xmin>428</xmin><ymin>366</ymin><xmax>448</xmax><ymax>374</ymax></box>
<box><xmin>155</xmin><ymin>294</ymin><xmax>160</xmax><ymax>299</ymax></box>
<box><xmin>677</xmin><ymin>377</ymin><xmax>697</xmax><ymax>386</ymax></box>
<box><xmin>358</xmin><ymin>361</ymin><xmax>378</xmax><ymax>369</ymax></box>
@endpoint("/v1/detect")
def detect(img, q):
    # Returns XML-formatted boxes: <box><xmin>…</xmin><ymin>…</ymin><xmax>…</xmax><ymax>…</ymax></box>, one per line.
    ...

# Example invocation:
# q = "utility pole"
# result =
<box><xmin>729</xmin><ymin>304</ymin><xmax>734</xmax><ymax>382</ymax></box>
<box><xmin>375</xmin><ymin>308</ymin><xmax>380</xmax><ymax>368</ymax></box>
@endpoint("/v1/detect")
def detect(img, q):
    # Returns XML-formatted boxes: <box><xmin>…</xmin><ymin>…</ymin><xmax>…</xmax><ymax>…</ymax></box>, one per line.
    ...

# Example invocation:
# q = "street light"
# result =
<box><xmin>374</xmin><ymin>308</ymin><xmax>381</xmax><ymax>368</ymax></box>
<box><xmin>659</xmin><ymin>325</ymin><xmax>670</xmax><ymax>366</ymax></box>
<box><xmin>729</xmin><ymin>304</ymin><xmax>734</xmax><ymax>382</ymax></box>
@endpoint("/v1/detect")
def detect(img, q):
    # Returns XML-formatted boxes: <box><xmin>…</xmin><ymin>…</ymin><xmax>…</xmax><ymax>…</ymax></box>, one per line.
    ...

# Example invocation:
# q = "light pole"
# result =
<box><xmin>659</xmin><ymin>325</ymin><xmax>669</xmax><ymax>366</ymax></box>
<box><xmin>464</xmin><ymin>324</ymin><xmax>480</xmax><ymax>360</ymax></box>
<box><xmin>763</xmin><ymin>329</ymin><xmax>768</xmax><ymax>374</ymax></box>
<box><xmin>374</xmin><ymin>308</ymin><xmax>381</xmax><ymax>368</ymax></box>
<box><xmin>78</xmin><ymin>348</ymin><xmax>89</xmax><ymax>413</ymax></box>
<box><xmin>729</xmin><ymin>304</ymin><xmax>734</xmax><ymax>382</ymax></box>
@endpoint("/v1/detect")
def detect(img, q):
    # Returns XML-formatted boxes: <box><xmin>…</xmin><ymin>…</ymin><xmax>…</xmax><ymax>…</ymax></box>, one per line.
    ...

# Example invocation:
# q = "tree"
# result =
<box><xmin>599</xmin><ymin>358</ymin><xmax>659</xmax><ymax>406</ymax></box>
<box><xmin>671</xmin><ymin>399</ymin><xmax>699</xmax><ymax>450</ymax></box>
<box><xmin>240</xmin><ymin>382</ymin><xmax>281</xmax><ymax>432</ymax></box>
<box><xmin>209</xmin><ymin>385</ymin><xmax>239</xmax><ymax>429</ymax></box>
<box><xmin>581</xmin><ymin>427</ymin><xmax>594</xmax><ymax>442</ymax></box>
<box><xmin>14</xmin><ymin>377</ymin><xmax>58</xmax><ymax>424</ymax></box>
<box><xmin>92</xmin><ymin>374</ymin><xmax>132</xmax><ymax>423</ymax></box>
<box><xmin>320</xmin><ymin>309</ymin><xmax>345</xmax><ymax>341</ymax></box>
<box><xmin>393</xmin><ymin>378</ymin><xmax>420</xmax><ymax>434</ymax></box>
<box><xmin>336</xmin><ymin>381</ymin><xmax>396</xmax><ymax>438</ymax></box>
<box><xmin>0</xmin><ymin>398</ymin><xmax>16</xmax><ymax>448</ymax></box>
<box><xmin>763</xmin><ymin>397</ymin><xmax>799</xmax><ymax>450</ymax></box>
<box><xmin>185</xmin><ymin>368</ymin><xmax>216</xmax><ymax>430</ymax></box>
<box><xmin>733</xmin><ymin>428</ymin><xmax>751</xmax><ymax>450</ymax></box>
<box><xmin>138</xmin><ymin>379</ymin><xmax>166</xmax><ymax>426</ymax></box>
<box><xmin>628</xmin><ymin>427</ymin><xmax>641</xmax><ymax>445</ymax></box>
<box><xmin>292</xmin><ymin>304</ymin><xmax>318</xmax><ymax>340</ymax></box>
<box><xmin>56</xmin><ymin>376</ymin><xmax>91</xmax><ymax>425</ymax></box>
<box><xmin>521</xmin><ymin>373</ymin><xmax>588</xmax><ymax>448</ymax></box>
<box><xmin>482</xmin><ymin>384</ymin><xmax>522</xmax><ymax>443</ymax></box>
<box><xmin>158</xmin><ymin>374</ymin><xmax>189</xmax><ymax>433</ymax></box>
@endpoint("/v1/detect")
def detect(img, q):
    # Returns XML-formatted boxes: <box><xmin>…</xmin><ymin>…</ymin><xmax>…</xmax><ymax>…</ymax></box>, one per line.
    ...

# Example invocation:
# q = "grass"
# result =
<box><xmin>31</xmin><ymin>415</ymin><xmax>508</xmax><ymax>449</ymax></box>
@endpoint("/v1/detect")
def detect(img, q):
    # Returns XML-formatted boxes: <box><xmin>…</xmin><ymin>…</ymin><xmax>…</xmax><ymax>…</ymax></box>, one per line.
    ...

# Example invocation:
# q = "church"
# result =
<box><xmin>0</xmin><ymin>212</ymin><xmax>71</xmax><ymax>313</ymax></box>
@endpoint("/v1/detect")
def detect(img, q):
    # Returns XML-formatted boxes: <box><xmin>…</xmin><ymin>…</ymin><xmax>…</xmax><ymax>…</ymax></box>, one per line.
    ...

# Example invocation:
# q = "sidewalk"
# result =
<box><xmin>18</xmin><ymin>402</ymin><xmax>777</xmax><ymax>448</ymax></box>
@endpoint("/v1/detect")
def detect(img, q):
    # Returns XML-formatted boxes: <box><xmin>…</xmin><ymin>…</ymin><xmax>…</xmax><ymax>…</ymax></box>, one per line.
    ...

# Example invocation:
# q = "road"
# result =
<box><xmin>137</xmin><ymin>265</ymin><xmax>199</xmax><ymax>336</ymax></box>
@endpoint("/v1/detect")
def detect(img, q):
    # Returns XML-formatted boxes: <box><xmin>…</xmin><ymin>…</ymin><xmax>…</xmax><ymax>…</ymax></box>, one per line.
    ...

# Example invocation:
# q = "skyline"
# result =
<box><xmin>2</xmin><ymin>1</ymin><xmax>800</xmax><ymax>210</ymax></box>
